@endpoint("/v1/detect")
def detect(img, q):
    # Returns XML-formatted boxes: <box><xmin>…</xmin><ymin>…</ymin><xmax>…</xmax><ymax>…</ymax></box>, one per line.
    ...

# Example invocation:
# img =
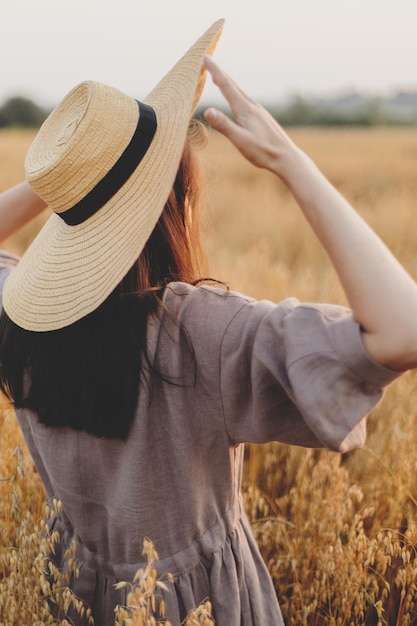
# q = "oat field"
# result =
<box><xmin>1</xmin><ymin>126</ymin><xmax>417</xmax><ymax>625</ymax></box>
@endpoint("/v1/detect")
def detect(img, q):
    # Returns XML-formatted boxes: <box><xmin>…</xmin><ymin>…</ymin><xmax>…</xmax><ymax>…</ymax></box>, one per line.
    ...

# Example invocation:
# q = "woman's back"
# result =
<box><xmin>12</xmin><ymin>281</ymin><xmax>282</xmax><ymax>624</ymax></box>
<box><xmin>6</xmin><ymin>278</ymin><xmax>398</xmax><ymax>624</ymax></box>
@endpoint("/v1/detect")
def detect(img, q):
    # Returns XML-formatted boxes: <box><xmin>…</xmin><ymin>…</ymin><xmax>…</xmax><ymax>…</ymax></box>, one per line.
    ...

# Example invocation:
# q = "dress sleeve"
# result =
<box><xmin>0</xmin><ymin>250</ymin><xmax>19</xmax><ymax>307</ymax></box>
<box><xmin>219</xmin><ymin>296</ymin><xmax>400</xmax><ymax>452</ymax></box>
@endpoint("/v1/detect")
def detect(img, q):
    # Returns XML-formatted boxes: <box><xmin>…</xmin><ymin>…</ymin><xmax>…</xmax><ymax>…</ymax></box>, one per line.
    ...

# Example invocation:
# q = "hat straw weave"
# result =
<box><xmin>3</xmin><ymin>19</ymin><xmax>224</xmax><ymax>331</ymax></box>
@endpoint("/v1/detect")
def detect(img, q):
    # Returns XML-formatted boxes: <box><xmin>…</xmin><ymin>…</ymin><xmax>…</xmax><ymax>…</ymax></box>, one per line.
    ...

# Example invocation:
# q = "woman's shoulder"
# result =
<box><xmin>164</xmin><ymin>280</ymin><xmax>252</xmax><ymax>302</ymax></box>
<box><xmin>161</xmin><ymin>281</ymin><xmax>301</xmax><ymax>336</ymax></box>
<box><xmin>163</xmin><ymin>280</ymin><xmax>253</xmax><ymax>316</ymax></box>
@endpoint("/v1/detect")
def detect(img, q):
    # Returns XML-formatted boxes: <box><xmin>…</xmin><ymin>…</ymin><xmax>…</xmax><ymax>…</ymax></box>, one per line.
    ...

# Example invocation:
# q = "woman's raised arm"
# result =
<box><xmin>203</xmin><ymin>55</ymin><xmax>417</xmax><ymax>372</ymax></box>
<box><xmin>0</xmin><ymin>182</ymin><xmax>47</xmax><ymax>244</ymax></box>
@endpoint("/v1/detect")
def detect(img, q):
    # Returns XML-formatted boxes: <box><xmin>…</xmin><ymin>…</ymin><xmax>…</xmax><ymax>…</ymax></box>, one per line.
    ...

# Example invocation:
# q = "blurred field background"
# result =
<box><xmin>1</xmin><ymin>126</ymin><xmax>417</xmax><ymax>624</ymax></box>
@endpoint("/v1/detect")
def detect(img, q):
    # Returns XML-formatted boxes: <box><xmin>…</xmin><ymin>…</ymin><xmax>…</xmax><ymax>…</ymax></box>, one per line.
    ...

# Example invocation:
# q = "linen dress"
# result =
<box><xmin>0</xmin><ymin>252</ymin><xmax>399</xmax><ymax>625</ymax></box>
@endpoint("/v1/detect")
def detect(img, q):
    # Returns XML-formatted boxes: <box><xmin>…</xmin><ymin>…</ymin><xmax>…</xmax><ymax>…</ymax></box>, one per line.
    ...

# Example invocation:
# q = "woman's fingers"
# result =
<box><xmin>203</xmin><ymin>56</ymin><xmax>254</xmax><ymax>121</ymax></box>
<box><xmin>203</xmin><ymin>56</ymin><xmax>258</xmax><ymax>146</ymax></box>
<box><xmin>204</xmin><ymin>56</ymin><xmax>245</xmax><ymax>107</ymax></box>
<box><xmin>203</xmin><ymin>106</ymin><xmax>237</xmax><ymax>137</ymax></box>
<box><xmin>203</xmin><ymin>56</ymin><xmax>296</xmax><ymax>173</ymax></box>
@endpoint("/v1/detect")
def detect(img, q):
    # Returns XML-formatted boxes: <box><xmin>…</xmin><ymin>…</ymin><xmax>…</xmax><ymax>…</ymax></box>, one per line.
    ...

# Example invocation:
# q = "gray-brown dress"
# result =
<box><xmin>0</xmin><ymin>253</ymin><xmax>399</xmax><ymax>625</ymax></box>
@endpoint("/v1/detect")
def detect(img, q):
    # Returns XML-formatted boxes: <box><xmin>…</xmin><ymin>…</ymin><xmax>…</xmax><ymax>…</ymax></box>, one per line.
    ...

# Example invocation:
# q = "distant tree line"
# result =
<box><xmin>268</xmin><ymin>95</ymin><xmax>416</xmax><ymax>127</ymax></box>
<box><xmin>1</xmin><ymin>93</ymin><xmax>415</xmax><ymax>129</ymax></box>
<box><xmin>0</xmin><ymin>96</ymin><xmax>49</xmax><ymax>128</ymax></box>
<box><xmin>270</xmin><ymin>100</ymin><xmax>377</xmax><ymax>127</ymax></box>
<box><xmin>196</xmin><ymin>100</ymin><xmax>416</xmax><ymax>127</ymax></box>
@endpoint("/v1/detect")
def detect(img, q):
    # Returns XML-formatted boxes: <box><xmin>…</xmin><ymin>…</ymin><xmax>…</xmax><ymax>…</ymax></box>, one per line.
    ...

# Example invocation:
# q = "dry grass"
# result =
<box><xmin>1</xmin><ymin>126</ymin><xmax>417</xmax><ymax>624</ymax></box>
<box><xmin>114</xmin><ymin>539</ymin><xmax>215</xmax><ymax>626</ymax></box>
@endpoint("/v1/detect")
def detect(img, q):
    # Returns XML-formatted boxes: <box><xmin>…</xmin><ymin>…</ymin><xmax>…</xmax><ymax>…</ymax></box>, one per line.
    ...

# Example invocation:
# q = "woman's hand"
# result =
<box><xmin>203</xmin><ymin>55</ymin><xmax>300</xmax><ymax>179</ymax></box>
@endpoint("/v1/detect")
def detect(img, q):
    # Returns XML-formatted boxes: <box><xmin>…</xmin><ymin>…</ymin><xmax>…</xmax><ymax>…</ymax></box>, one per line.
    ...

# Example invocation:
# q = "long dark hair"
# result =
<box><xmin>0</xmin><ymin>121</ymin><xmax>208</xmax><ymax>439</ymax></box>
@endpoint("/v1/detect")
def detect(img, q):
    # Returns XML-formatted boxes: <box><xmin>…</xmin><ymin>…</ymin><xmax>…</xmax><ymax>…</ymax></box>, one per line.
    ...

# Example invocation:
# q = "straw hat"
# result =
<box><xmin>3</xmin><ymin>19</ymin><xmax>224</xmax><ymax>332</ymax></box>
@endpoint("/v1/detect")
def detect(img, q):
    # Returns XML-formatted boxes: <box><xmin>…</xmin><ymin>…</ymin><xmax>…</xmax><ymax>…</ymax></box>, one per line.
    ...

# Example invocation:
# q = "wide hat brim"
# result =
<box><xmin>3</xmin><ymin>19</ymin><xmax>224</xmax><ymax>331</ymax></box>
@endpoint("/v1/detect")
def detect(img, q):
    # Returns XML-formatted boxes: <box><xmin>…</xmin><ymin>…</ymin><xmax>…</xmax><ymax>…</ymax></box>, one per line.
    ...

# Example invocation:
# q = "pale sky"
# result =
<box><xmin>2</xmin><ymin>0</ymin><xmax>416</xmax><ymax>109</ymax></box>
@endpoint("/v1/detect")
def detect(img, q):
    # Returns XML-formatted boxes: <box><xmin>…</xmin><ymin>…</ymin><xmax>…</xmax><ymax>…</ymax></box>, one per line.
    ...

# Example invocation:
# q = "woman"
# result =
<box><xmin>1</xmin><ymin>18</ymin><xmax>417</xmax><ymax>626</ymax></box>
